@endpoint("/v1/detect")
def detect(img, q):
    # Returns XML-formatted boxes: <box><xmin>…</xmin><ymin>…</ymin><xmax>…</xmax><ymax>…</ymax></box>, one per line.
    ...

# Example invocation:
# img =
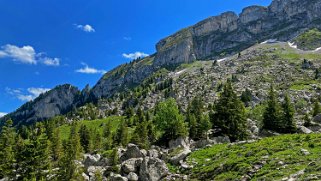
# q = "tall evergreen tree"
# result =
<box><xmin>131</xmin><ymin>120</ymin><xmax>149</xmax><ymax>149</ymax></box>
<box><xmin>51</xmin><ymin>128</ymin><xmax>63</xmax><ymax>162</ymax></box>
<box><xmin>0</xmin><ymin>120</ymin><xmax>16</xmax><ymax>178</ymax></box>
<box><xmin>79</xmin><ymin>124</ymin><xmax>92</xmax><ymax>153</ymax></box>
<box><xmin>312</xmin><ymin>99</ymin><xmax>321</xmax><ymax>117</ymax></box>
<box><xmin>103</xmin><ymin>121</ymin><xmax>114</xmax><ymax>150</ymax></box>
<box><xmin>114</xmin><ymin>121</ymin><xmax>130</xmax><ymax>146</ymax></box>
<box><xmin>281</xmin><ymin>94</ymin><xmax>296</xmax><ymax>133</ymax></box>
<box><xmin>211</xmin><ymin>81</ymin><xmax>248</xmax><ymax>141</ymax></box>
<box><xmin>186</xmin><ymin>97</ymin><xmax>211</xmax><ymax>140</ymax></box>
<box><xmin>262</xmin><ymin>85</ymin><xmax>282</xmax><ymax>132</ymax></box>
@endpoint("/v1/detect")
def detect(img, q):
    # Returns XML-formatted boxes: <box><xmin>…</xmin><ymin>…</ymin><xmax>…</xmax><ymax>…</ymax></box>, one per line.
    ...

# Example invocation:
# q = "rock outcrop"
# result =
<box><xmin>1</xmin><ymin>84</ymin><xmax>81</xmax><ymax>126</ymax></box>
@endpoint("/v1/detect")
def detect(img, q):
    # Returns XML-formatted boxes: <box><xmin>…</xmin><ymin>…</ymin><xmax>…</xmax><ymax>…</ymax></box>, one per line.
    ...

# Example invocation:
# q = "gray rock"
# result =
<box><xmin>82</xmin><ymin>173</ymin><xmax>90</xmax><ymax>181</ymax></box>
<box><xmin>147</xmin><ymin>149</ymin><xmax>160</xmax><ymax>158</ymax></box>
<box><xmin>298</xmin><ymin>126</ymin><xmax>313</xmax><ymax>134</ymax></box>
<box><xmin>121</xmin><ymin>158</ymin><xmax>143</xmax><ymax>174</ymax></box>
<box><xmin>313</xmin><ymin>114</ymin><xmax>321</xmax><ymax>124</ymax></box>
<box><xmin>300</xmin><ymin>148</ymin><xmax>310</xmax><ymax>155</ymax></box>
<box><xmin>120</xmin><ymin>144</ymin><xmax>144</xmax><ymax>162</ymax></box>
<box><xmin>169</xmin><ymin>149</ymin><xmax>191</xmax><ymax>165</ymax></box>
<box><xmin>110</xmin><ymin>174</ymin><xmax>128</xmax><ymax>181</ymax></box>
<box><xmin>139</xmin><ymin>157</ymin><xmax>169</xmax><ymax>181</ymax></box>
<box><xmin>127</xmin><ymin>172</ymin><xmax>139</xmax><ymax>181</ymax></box>
<box><xmin>168</xmin><ymin>137</ymin><xmax>190</xmax><ymax>149</ymax></box>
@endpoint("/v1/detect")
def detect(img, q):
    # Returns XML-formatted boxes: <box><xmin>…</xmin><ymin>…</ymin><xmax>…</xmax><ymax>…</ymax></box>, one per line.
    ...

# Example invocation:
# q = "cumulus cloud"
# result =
<box><xmin>122</xmin><ymin>52</ymin><xmax>149</xmax><ymax>59</ymax></box>
<box><xmin>6</xmin><ymin>87</ymin><xmax>51</xmax><ymax>102</ymax></box>
<box><xmin>0</xmin><ymin>44</ymin><xmax>60</xmax><ymax>66</ymax></box>
<box><xmin>76</xmin><ymin>63</ymin><xmax>106</xmax><ymax>75</ymax></box>
<box><xmin>0</xmin><ymin>44</ymin><xmax>36</xmax><ymax>64</ymax></box>
<box><xmin>42</xmin><ymin>57</ymin><xmax>60</xmax><ymax>66</ymax></box>
<box><xmin>75</xmin><ymin>24</ymin><xmax>95</xmax><ymax>33</ymax></box>
<box><xmin>0</xmin><ymin>112</ymin><xmax>7</xmax><ymax>118</ymax></box>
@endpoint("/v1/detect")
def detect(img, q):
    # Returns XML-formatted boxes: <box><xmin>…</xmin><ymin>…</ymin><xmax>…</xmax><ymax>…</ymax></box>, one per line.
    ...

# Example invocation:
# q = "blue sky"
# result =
<box><xmin>0</xmin><ymin>0</ymin><xmax>272</xmax><ymax>115</ymax></box>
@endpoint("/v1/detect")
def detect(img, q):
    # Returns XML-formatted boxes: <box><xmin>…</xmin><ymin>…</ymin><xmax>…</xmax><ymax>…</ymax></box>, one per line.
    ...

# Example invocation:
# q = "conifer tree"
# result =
<box><xmin>79</xmin><ymin>124</ymin><xmax>92</xmax><ymax>153</ymax></box>
<box><xmin>312</xmin><ymin>99</ymin><xmax>321</xmax><ymax>117</ymax></box>
<box><xmin>211</xmin><ymin>81</ymin><xmax>248</xmax><ymax>141</ymax></box>
<box><xmin>103</xmin><ymin>121</ymin><xmax>114</xmax><ymax>150</ymax></box>
<box><xmin>281</xmin><ymin>94</ymin><xmax>296</xmax><ymax>133</ymax></box>
<box><xmin>131</xmin><ymin>120</ymin><xmax>149</xmax><ymax>149</ymax></box>
<box><xmin>0</xmin><ymin>120</ymin><xmax>16</xmax><ymax>178</ymax></box>
<box><xmin>262</xmin><ymin>85</ymin><xmax>282</xmax><ymax>132</ymax></box>
<box><xmin>114</xmin><ymin>121</ymin><xmax>130</xmax><ymax>146</ymax></box>
<box><xmin>186</xmin><ymin>97</ymin><xmax>211</xmax><ymax>140</ymax></box>
<box><xmin>50</xmin><ymin>128</ymin><xmax>63</xmax><ymax>162</ymax></box>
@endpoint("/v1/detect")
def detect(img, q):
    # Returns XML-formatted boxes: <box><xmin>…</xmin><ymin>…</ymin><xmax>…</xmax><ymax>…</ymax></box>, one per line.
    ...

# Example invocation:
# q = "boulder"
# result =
<box><xmin>110</xmin><ymin>174</ymin><xmax>128</xmax><ymax>181</ymax></box>
<box><xmin>127</xmin><ymin>172</ymin><xmax>139</xmax><ymax>181</ymax></box>
<box><xmin>169</xmin><ymin>137</ymin><xmax>190</xmax><ymax>149</ymax></box>
<box><xmin>83</xmin><ymin>154</ymin><xmax>111</xmax><ymax>168</ymax></box>
<box><xmin>139</xmin><ymin>157</ymin><xmax>169</xmax><ymax>181</ymax></box>
<box><xmin>121</xmin><ymin>158</ymin><xmax>143</xmax><ymax>174</ymax></box>
<box><xmin>298</xmin><ymin>126</ymin><xmax>313</xmax><ymax>134</ymax></box>
<box><xmin>82</xmin><ymin>173</ymin><xmax>90</xmax><ymax>181</ymax></box>
<box><xmin>147</xmin><ymin>149</ymin><xmax>160</xmax><ymax>158</ymax></box>
<box><xmin>313</xmin><ymin>114</ymin><xmax>321</xmax><ymax>124</ymax></box>
<box><xmin>169</xmin><ymin>149</ymin><xmax>192</xmax><ymax>165</ymax></box>
<box><xmin>121</xmin><ymin>144</ymin><xmax>144</xmax><ymax>162</ymax></box>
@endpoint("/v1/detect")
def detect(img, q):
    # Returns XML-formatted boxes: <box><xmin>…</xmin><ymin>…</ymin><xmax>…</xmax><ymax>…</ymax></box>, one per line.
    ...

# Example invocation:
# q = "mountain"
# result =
<box><xmin>2</xmin><ymin>0</ymin><xmax>321</xmax><ymax>126</ymax></box>
<box><xmin>1</xmin><ymin>84</ymin><xmax>81</xmax><ymax>126</ymax></box>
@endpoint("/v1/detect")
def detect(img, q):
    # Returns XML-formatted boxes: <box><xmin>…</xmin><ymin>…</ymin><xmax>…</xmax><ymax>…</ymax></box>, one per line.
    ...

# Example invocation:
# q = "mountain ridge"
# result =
<box><xmin>3</xmin><ymin>0</ymin><xmax>321</xmax><ymax>126</ymax></box>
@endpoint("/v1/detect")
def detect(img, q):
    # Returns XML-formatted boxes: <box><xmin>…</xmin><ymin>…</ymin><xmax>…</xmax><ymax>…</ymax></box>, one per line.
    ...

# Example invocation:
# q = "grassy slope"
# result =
<box><xmin>294</xmin><ymin>28</ymin><xmax>321</xmax><ymax>50</ymax></box>
<box><xmin>187</xmin><ymin>134</ymin><xmax>321</xmax><ymax>180</ymax></box>
<box><xmin>59</xmin><ymin>116</ymin><xmax>124</xmax><ymax>140</ymax></box>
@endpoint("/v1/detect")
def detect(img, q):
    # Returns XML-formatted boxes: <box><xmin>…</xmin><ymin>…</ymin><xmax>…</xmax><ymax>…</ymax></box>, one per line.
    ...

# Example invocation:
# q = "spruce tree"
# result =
<box><xmin>312</xmin><ymin>99</ymin><xmax>321</xmax><ymax>117</ymax></box>
<box><xmin>262</xmin><ymin>85</ymin><xmax>282</xmax><ymax>132</ymax></box>
<box><xmin>79</xmin><ymin>124</ymin><xmax>92</xmax><ymax>153</ymax></box>
<box><xmin>211</xmin><ymin>81</ymin><xmax>248</xmax><ymax>141</ymax></box>
<box><xmin>131</xmin><ymin>120</ymin><xmax>149</xmax><ymax>149</ymax></box>
<box><xmin>186</xmin><ymin>97</ymin><xmax>211</xmax><ymax>140</ymax></box>
<box><xmin>281</xmin><ymin>94</ymin><xmax>296</xmax><ymax>133</ymax></box>
<box><xmin>103</xmin><ymin>121</ymin><xmax>113</xmax><ymax>150</ymax></box>
<box><xmin>0</xmin><ymin>120</ymin><xmax>16</xmax><ymax>178</ymax></box>
<box><xmin>114</xmin><ymin>121</ymin><xmax>130</xmax><ymax>146</ymax></box>
<box><xmin>51</xmin><ymin>128</ymin><xmax>63</xmax><ymax>162</ymax></box>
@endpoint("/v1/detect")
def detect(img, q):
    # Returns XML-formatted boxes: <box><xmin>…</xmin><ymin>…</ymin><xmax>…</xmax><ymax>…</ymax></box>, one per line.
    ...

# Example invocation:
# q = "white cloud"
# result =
<box><xmin>6</xmin><ymin>87</ymin><xmax>50</xmax><ymax>102</ymax></box>
<box><xmin>0</xmin><ymin>112</ymin><xmax>7</xmax><ymax>118</ymax></box>
<box><xmin>76</xmin><ymin>63</ymin><xmax>106</xmax><ymax>74</ymax></box>
<box><xmin>122</xmin><ymin>52</ymin><xmax>149</xmax><ymax>59</ymax></box>
<box><xmin>0</xmin><ymin>44</ymin><xmax>36</xmax><ymax>64</ymax></box>
<box><xmin>123</xmin><ymin>37</ymin><xmax>132</xmax><ymax>41</ymax></box>
<box><xmin>0</xmin><ymin>44</ymin><xmax>60</xmax><ymax>66</ymax></box>
<box><xmin>75</xmin><ymin>24</ymin><xmax>95</xmax><ymax>33</ymax></box>
<box><xmin>42</xmin><ymin>57</ymin><xmax>60</xmax><ymax>66</ymax></box>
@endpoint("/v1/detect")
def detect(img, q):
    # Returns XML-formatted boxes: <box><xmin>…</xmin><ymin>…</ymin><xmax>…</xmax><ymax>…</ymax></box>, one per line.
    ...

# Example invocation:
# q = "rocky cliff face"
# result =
<box><xmin>154</xmin><ymin>0</ymin><xmax>321</xmax><ymax>65</ymax></box>
<box><xmin>1</xmin><ymin>84</ymin><xmax>81</xmax><ymax>126</ymax></box>
<box><xmin>90</xmin><ymin>0</ymin><xmax>321</xmax><ymax>100</ymax></box>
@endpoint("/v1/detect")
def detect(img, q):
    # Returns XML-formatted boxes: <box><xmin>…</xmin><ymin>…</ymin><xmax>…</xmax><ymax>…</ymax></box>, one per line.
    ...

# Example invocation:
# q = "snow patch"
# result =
<box><xmin>260</xmin><ymin>39</ymin><xmax>278</xmax><ymax>44</ymax></box>
<box><xmin>217</xmin><ymin>58</ymin><xmax>227</xmax><ymax>62</ymax></box>
<box><xmin>175</xmin><ymin>69</ymin><xmax>186</xmax><ymax>75</ymax></box>
<box><xmin>288</xmin><ymin>42</ymin><xmax>298</xmax><ymax>49</ymax></box>
<box><xmin>313</xmin><ymin>47</ymin><xmax>321</xmax><ymax>52</ymax></box>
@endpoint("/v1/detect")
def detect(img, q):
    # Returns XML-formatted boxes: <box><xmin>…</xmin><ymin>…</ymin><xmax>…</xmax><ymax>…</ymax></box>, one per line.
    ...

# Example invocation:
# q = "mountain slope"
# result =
<box><xmin>3</xmin><ymin>0</ymin><xmax>321</xmax><ymax>126</ymax></box>
<box><xmin>1</xmin><ymin>84</ymin><xmax>81</xmax><ymax>126</ymax></box>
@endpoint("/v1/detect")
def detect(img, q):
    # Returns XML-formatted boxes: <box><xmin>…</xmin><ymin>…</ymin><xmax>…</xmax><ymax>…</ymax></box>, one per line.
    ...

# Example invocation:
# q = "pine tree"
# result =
<box><xmin>92</xmin><ymin>129</ymin><xmax>102</xmax><ymax>151</ymax></box>
<box><xmin>131</xmin><ymin>120</ymin><xmax>149</xmax><ymax>149</ymax></box>
<box><xmin>103</xmin><ymin>121</ymin><xmax>113</xmax><ymax>150</ymax></box>
<box><xmin>79</xmin><ymin>124</ymin><xmax>92</xmax><ymax>153</ymax></box>
<box><xmin>312</xmin><ymin>99</ymin><xmax>321</xmax><ymax>117</ymax></box>
<box><xmin>262</xmin><ymin>85</ymin><xmax>282</xmax><ymax>132</ymax></box>
<box><xmin>154</xmin><ymin>98</ymin><xmax>188</xmax><ymax>144</ymax></box>
<box><xmin>281</xmin><ymin>94</ymin><xmax>296</xmax><ymax>133</ymax></box>
<box><xmin>0</xmin><ymin>120</ymin><xmax>16</xmax><ymax>178</ymax></box>
<box><xmin>50</xmin><ymin>128</ymin><xmax>63</xmax><ymax>162</ymax></box>
<box><xmin>186</xmin><ymin>97</ymin><xmax>211</xmax><ymax>140</ymax></box>
<box><xmin>211</xmin><ymin>81</ymin><xmax>248</xmax><ymax>141</ymax></box>
<box><xmin>114</xmin><ymin>121</ymin><xmax>130</xmax><ymax>146</ymax></box>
